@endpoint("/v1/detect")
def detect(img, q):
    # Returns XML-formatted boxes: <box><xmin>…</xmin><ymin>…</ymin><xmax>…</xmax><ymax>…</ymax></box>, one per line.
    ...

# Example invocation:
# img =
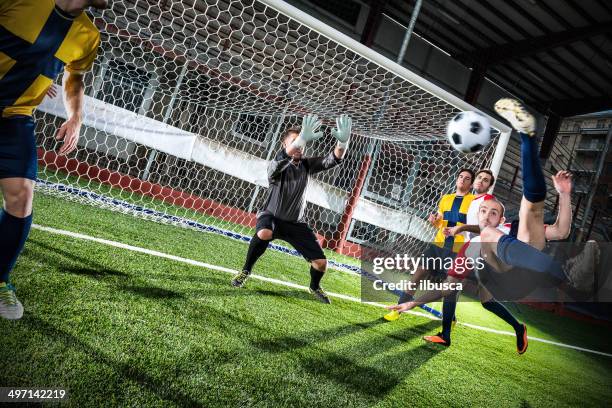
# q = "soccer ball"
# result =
<box><xmin>446</xmin><ymin>111</ymin><xmax>491</xmax><ymax>154</ymax></box>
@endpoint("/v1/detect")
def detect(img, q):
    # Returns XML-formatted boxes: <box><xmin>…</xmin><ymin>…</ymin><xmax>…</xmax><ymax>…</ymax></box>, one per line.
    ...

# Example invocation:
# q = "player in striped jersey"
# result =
<box><xmin>383</xmin><ymin>168</ymin><xmax>476</xmax><ymax>324</ymax></box>
<box><xmin>0</xmin><ymin>0</ymin><xmax>106</xmax><ymax>320</ymax></box>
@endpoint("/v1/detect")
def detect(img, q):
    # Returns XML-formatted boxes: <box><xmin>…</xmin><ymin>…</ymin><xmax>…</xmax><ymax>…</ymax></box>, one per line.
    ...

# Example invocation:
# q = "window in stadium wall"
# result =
<box><xmin>98</xmin><ymin>60</ymin><xmax>151</xmax><ymax>113</ymax></box>
<box><xmin>362</xmin><ymin>142</ymin><xmax>413</xmax><ymax>209</ymax></box>
<box><xmin>166</xmin><ymin>70</ymin><xmax>213</xmax><ymax>134</ymax></box>
<box><xmin>347</xmin><ymin>219</ymin><xmax>396</xmax><ymax>248</ymax></box>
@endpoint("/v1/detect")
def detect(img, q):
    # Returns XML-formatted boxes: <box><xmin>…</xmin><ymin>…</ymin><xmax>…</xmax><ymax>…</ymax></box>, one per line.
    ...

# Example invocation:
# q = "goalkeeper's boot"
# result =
<box><xmin>516</xmin><ymin>324</ymin><xmax>528</xmax><ymax>355</ymax></box>
<box><xmin>423</xmin><ymin>332</ymin><xmax>451</xmax><ymax>347</ymax></box>
<box><xmin>309</xmin><ymin>287</ymin><xmax>331</xmax><ymax>304</ymax></box>
<box><xmin>563</xmin><ymin>240</ymin><xmax>599</xmax><ymax>291</ymax></box>
<box><xmin>494</xmin><ymin>98</ymin><xmax>536</xmax><ymax>136</ymax></box>
<box><xmin>231</xmin><ymin>270</ymin><xmax>251</xmax><ymax>288</ymax></box>
<box><xmin>0</xmin><ymin>282</ymin><xmax>24</xmax><ymax>320</ymax></box>
<box><xmin>383</xmin><ymin>310</ymin><xmax>401</xmax><ymax>321</ymax></box>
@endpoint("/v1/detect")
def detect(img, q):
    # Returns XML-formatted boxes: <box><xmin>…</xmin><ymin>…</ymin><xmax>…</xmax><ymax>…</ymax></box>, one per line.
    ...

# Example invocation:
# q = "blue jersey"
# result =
<box><xmin>0</xmin><ymin>0</ymin><xmax>100</xmax><ymax>117</ymax></box>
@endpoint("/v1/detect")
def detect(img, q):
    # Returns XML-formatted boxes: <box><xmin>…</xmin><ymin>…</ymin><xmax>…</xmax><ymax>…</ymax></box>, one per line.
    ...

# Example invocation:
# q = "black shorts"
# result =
<box><xmin>423</xmin><ymin>244</ymin><xmax>456</xmax><ymax>280</ymax></box>
<box><xmin>0</xmin><ymin>116</ymin><xmax>37</xmax><ymax>181</ymax></box>
<box><xmin>256</xmin><ymin>213</ymin><xmax>325</xmax><ymax>262</ymax></box>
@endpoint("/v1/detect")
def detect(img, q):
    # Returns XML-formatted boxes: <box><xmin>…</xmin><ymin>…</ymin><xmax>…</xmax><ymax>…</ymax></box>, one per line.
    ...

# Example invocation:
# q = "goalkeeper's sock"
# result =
<box><xmin>0</xmin><ymin>210</ymin><xmax>32</xmax><ymax>283</ymax></box>
<box><xmin>309</xmin><ymin>266</ymin><xmax>325</xmax><ymax>290</ymax></box>
<box><xmin>481</xmin><ymin>300</ymin><xmax>522</xmax><ymax>332</ymax></box>
<box><xmin>242</xmin><ymin>235</ymin><xmax>270</xmax><ymax>273</ymax></box>
<box><xmin>520</xmin><ymin>132</ymin><xmax>546</xmax><ymax>203</ymax></box>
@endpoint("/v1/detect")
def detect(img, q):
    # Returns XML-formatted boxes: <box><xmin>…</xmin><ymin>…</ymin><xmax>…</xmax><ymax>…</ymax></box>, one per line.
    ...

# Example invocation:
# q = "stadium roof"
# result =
<box><xmin>373</xmin><ymin>0</ymin><xmax>612</xmax><ymax>118</ymax></box>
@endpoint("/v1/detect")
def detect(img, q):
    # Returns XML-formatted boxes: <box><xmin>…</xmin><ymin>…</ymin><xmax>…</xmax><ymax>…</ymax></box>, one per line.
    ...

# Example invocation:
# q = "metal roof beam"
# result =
<box><xmin>360</xmin><ymin>0</ymin><xmax>388</xmax><ymax>47</ymax></box>
<box><xmin>550</xmin><ymin>97</ymin><xmax>612</xmax><ymax>117</ymax></box>
<box><xmin>457</xmin><ymin>22</ymin><xmax>612</xmax><ymax>65</ymax></box>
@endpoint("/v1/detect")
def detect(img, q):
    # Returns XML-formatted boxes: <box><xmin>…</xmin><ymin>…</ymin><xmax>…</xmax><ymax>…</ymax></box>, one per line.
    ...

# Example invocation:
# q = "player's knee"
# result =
<box><xmin>311</xmin><ymin>258</ymin><xmax>327</xmax><ymax>272</ymax></box>
<box><xmin>257</xmin><ymin>229</ymin><xmax>273</xmax><ymax>241</ymax></box>
<box><xmin>2</xmin><ymin>182</ymin><xmax>34</xmax><ymax>217</ymax></box>
<box><xmin>478</xmin><ymin>289</ymin><xmax>493</xmax><ymax>303</ymax></box>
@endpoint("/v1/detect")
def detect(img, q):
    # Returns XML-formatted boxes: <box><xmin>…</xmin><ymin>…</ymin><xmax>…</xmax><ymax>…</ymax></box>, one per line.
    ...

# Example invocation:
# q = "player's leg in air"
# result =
<box><xmin>479</xmin><ymin>99</ymin><xmax>599</xmax><ymax>290</ymax></box>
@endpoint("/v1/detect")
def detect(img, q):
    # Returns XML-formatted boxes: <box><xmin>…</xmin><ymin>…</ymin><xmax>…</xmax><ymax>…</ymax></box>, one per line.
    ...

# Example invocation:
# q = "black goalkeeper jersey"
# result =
<box><xmin>261</xmin><ymin>149</ymin><xmax>342</xmax><ymax>222</ymax></box>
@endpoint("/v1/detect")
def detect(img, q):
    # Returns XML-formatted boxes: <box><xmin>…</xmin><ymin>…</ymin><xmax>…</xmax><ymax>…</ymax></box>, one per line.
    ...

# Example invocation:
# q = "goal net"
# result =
<box><xmin>34</xmin><ymin>0</ymin><xmax>510</xmax><ymax>266</ymax></box>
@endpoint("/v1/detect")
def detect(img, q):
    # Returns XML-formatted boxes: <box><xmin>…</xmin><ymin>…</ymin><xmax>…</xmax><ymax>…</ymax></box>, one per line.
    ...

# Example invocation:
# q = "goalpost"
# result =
<box><xmin>34</xmin><ymin>0</ymin><xmax>511</xmax><ymax>265</ymax></box>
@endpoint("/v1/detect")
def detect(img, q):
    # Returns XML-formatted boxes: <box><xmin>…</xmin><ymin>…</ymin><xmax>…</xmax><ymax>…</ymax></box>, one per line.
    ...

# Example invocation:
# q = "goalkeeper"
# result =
<box><xmin>231</xmin><ymin>114</ymin><xmax>352</xmax><ymax>303</ymax></box>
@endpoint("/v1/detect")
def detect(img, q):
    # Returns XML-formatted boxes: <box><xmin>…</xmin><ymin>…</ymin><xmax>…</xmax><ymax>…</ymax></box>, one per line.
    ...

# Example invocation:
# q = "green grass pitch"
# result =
<box><xmin>1</xmin><ymin>191</ymin><xmax>611</xmax><ymax>407</ymax></box>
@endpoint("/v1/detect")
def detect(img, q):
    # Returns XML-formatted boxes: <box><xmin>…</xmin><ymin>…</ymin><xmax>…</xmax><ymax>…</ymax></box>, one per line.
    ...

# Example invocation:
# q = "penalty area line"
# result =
<box><xmin>31</xmin><ymin>223</ymin><xmax>612</xmax><ymax>358</ymax></box>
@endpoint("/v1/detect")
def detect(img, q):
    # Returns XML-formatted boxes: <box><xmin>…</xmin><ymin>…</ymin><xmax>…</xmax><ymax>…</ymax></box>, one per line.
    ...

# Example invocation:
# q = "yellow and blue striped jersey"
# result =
<box><xmin>433</xmin><ymin>193</ymin><xmax>475</xmax><ymax>253</ymax></box>
<box><xmin>0</xmin><ymin>0</ymin><xmax>100</xmax><ymax>117</ymax></box>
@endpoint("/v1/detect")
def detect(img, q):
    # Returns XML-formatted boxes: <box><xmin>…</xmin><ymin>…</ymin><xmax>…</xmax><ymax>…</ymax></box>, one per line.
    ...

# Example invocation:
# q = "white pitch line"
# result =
<box><xmin>31</xmin><ymin>224</ymin><xmax>612</xmax><ymax>358</ymax></box>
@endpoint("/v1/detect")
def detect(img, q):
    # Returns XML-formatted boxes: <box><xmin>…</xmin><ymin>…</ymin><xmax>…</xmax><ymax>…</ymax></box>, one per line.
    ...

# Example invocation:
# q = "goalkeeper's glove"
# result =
<box><xmin>292</xmin><ymin>114</ymin><xmax>323</xmax><ymax>150</ymax></box>
<box><xmin>331</xmin><ymin>114</ymin><xmax>352</xmax><ymax>150</ymax></box>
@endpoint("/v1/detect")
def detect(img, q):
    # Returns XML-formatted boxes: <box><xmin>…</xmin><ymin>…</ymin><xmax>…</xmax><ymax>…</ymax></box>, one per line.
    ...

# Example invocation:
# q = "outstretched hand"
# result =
<box><xmin>331</xmin><ymin>114</ymin><xmax>352</xmax><ymax>145</ymax></box>
<box><xmin>385</xmin><ymin>302</ymin><xmax>416</xmax><ymax>313</ymax></box>
<box><xmin>299</xmin><ymin>114</ymin><xmax>323</xmax><ymax>143</ymax></box>
<box><xmin>552</xmin><ymin>170</ymin><xmax>573</xmax><ymax>194</ymax></box>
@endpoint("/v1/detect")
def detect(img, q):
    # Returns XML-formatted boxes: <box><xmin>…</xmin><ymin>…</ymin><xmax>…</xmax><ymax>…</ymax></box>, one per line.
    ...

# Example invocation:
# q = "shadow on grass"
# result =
<box><xmin>27</xmin><ymin>238</ymin><xmax>183</xmax><ymax>300</ymax></box>
<box><xmin>16</xmin><ymin>315</ymin><xmax>206</xmax><ymax>407</ymax></box>
<box><xmin>254</xmin><ymin>319</ymin><xmax>440</xmax><ymax>354</ymax></box>
<box><xmin>297</xmin><ymin>342</ymin><xmax>440</xmax><ymax>398</ymax></box>
<box><xmin>26</xmin><ymin>239</ymin><xmax>127</xmax><ymax>278</ymax></box>
<box><xmin>123</xmin><ymin>285</ymin><xmax>184</xmax><ymax>300</ymax></box>
<box><xmin>27</xmin><ymin>238</ymin><xmax>239</xmax><ymax>291</ymax></box>
<box><xmin>185</xmin><ymin>288</ymin><xmax>313</xmax><ymax>300</ymax></box>
<box><xmin>251</xmin><ymin>318</ymin><xmax>442</xmax><ymax>399</ymax></box>
<box><xmin>160</xmin><ymin>297</ymin><xmax>444</xmax><ymax>402</ymax></box>
<box><xmin>62</xmin><ymin>267</ymin><xmax>129</xmax><ymax>278</ymax></box>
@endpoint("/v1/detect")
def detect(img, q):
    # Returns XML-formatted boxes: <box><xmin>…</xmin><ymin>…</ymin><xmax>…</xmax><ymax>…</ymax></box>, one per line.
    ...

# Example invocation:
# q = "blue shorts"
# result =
<box><xmin>0</xmin><ymin>116</ymin><xmax>37</xmax><ymax>181</ymax></box>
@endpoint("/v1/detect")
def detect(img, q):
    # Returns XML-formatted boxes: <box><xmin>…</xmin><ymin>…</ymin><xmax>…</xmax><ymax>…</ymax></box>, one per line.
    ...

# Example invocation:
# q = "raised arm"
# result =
<box><xmin>545</xmin><ymin>170</ymin><xmax>572</xmax><ymax>241</ymax></box>
<box><xmin>331</xmin><ymin>114</ymin><xmax>351</xmax><ymax>160</ymax></box>
<box><xmin>306</xmin><ymin>114</ymin><xmax>352</xmax><ymax>174</ymax></box>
